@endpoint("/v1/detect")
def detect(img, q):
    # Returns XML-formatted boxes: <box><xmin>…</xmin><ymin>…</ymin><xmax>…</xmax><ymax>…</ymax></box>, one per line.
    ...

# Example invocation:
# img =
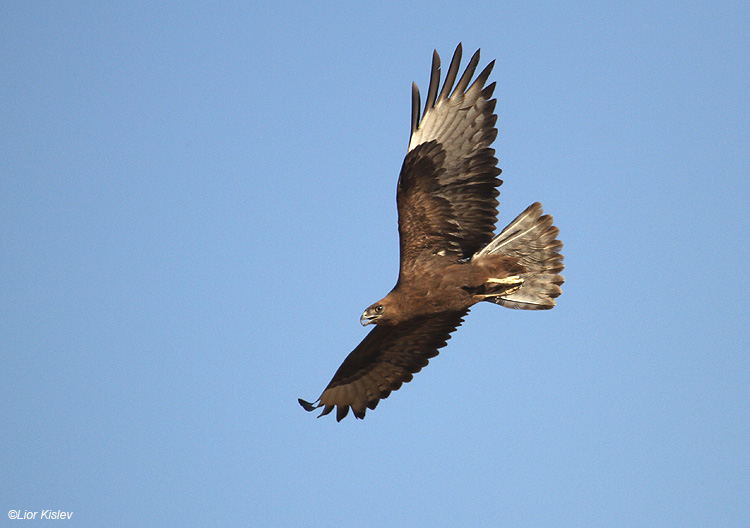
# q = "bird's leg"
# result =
<box><xmin>486</xmin><ymin>276</ymin><xmax>524</xmax><ymax>285</ymax></box>
<box><xmin>483</xmin><ymin>276</ymin><xmax>524</xmax><ymax>296</ymax></box>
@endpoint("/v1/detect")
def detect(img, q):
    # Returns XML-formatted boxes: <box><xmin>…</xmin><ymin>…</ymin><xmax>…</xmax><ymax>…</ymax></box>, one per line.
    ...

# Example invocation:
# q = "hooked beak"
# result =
<box><xmin>360</xmin><ymin>312</ymin><xmax>376</xmax><ymax>326</ymax></box>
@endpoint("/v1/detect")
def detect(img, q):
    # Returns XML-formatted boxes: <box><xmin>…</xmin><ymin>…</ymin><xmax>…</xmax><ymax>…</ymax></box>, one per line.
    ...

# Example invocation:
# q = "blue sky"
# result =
<box><xmin>2</xmin><ymin>1</ymin><xmax>748</xmax><ymax>526</ymax></box>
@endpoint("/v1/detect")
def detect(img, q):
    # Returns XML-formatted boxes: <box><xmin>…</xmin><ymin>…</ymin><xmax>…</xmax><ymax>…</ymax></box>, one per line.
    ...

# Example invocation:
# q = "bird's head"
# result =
<box><xmin>360</xmin><ymin>302</ymin><xmax>386</xmax><ymax>326</ymax></box>
<box><xmin>361</xmin><ymin>291</ymin><xmax>403</xmax><ymax>326</ymax></box>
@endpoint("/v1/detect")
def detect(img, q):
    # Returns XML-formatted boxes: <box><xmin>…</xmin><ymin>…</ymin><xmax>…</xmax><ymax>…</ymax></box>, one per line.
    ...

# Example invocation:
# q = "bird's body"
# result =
<box><xmin>300</xmin><ymin>44</ymin><xmax>564</xmax><ymax>421</ymax></box>
<box><xmin>368</xmin><ymin>253</ymin><xmax>526</xmax><ymax>326</ymax></box>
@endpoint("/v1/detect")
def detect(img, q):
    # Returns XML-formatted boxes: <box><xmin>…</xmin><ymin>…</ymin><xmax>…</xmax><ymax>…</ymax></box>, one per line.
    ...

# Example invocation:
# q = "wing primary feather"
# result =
<box><xmin>423</xmin><ymin>49</ymin><xmax>441</xmax><ymax>116</ymax></box>
<box><xmin>298</xmin><ymin>398</ymin><xmax>318</xmax><ymax>412</ymax></box>
<box><xmin>437</xmin><ymin>43</ymin><xmax>462</xmax><ymax>103</ymax></box>
<box><xmin>411</xmin><ymin>82</ymin><xmax>421</xmax><ymax>137</ymax></box>
<box><xmin>453</xmin><ymin>48</ymin><xmax>481</xmax><ymax>94</ymax></box>
<box><xmin>468</xmin><ymin>60</ymin><xmax>495</xmax><ymax>94</ymax></box>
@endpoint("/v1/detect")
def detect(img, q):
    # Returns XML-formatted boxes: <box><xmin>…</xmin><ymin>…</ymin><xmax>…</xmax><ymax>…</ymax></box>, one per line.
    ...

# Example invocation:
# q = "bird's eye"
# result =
<box><xmin>375</xmin><ymin>305</ymin><xmax>384</xmax><ymax>313</ymax></box>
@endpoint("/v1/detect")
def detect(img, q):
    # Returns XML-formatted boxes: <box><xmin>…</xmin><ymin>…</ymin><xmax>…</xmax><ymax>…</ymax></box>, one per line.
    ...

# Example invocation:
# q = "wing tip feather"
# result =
<box><xmin>411</xmin><ymin>81</ymin><xmax>421</xmax><ymax>137</ymax></box>
<box><xmin>423</xmin><ymin>49</ymin><xmax>441</xmax><ymax>115</ymax></box>
<box><xmin>298</xmin><ymin>398</ymin><xmax>318</xmax><ymax>412</ymax></box>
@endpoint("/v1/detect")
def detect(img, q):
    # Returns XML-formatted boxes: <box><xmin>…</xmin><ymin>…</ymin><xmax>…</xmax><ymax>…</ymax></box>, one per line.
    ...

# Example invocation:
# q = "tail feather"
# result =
<box><xmin>474</xmin><ymin>202</ymin><xmax>564</xmax><ymax>310</ymax></box>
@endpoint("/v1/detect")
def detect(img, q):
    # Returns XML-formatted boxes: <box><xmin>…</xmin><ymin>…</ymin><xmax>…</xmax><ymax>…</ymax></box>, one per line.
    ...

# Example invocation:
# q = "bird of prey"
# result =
<box><xmin>299</xmin><ymin>44</ymin><xmax>564</xmax><ymax>421</ymax></box>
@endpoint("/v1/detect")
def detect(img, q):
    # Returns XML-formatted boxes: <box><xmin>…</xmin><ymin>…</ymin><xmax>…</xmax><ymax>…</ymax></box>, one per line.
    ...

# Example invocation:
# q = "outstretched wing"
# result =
<box><xmin>397</xmin><ymin>44</ymin><xmax>502</xmax><ymax>279</ymax></box>
<box><xmin>299</xmin><ymin>311</ymin><xmax>467</xmax><ymax>421</ymax></box>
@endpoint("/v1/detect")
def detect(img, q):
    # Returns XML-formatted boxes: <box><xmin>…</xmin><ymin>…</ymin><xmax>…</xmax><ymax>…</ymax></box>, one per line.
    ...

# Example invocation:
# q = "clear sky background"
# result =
<box><xmin>2</xmin><ymin>2</ymin><xmax>748</xmax><ymax>526</ymax></box>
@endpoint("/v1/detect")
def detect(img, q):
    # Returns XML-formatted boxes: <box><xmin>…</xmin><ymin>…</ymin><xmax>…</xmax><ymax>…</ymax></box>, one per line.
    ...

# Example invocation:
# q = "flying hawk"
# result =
<box><xmin>299</xmin><ymin>44</ymin><xmax>564</xmax><ymax>421</ymax></box>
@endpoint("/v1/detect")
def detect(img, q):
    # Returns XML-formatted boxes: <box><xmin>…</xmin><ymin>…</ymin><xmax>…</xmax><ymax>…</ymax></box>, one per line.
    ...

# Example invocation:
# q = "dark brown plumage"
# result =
<box><xmin>299</xmin><ymin>44</ymin><xmax>564</xmax><ymax>421</ymax></box>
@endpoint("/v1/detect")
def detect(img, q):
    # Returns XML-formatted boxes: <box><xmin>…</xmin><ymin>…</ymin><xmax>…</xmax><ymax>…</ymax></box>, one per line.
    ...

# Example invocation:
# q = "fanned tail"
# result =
<box><xmin>474</xmin><ymin>202</ymin><xmax>564</xmax><ymax>309</ymax></box>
